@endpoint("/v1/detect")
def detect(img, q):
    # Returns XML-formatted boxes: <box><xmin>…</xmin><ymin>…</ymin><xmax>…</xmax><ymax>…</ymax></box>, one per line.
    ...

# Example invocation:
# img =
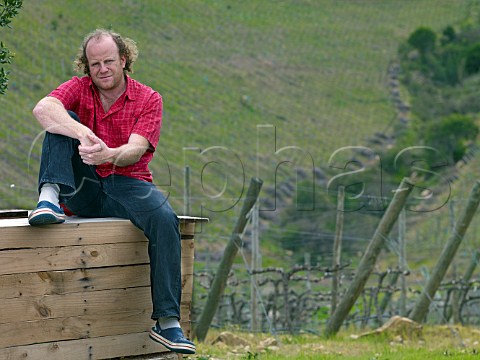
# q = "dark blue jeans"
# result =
<box><xmin>37</xmin><ymin>120</ymin><xmax>181</xmax><ymax>321</ymax></box>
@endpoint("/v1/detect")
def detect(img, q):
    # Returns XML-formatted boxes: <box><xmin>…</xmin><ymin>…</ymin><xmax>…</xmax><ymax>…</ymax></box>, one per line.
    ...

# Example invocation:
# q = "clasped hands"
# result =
<box><xmin>78</xmin><ymin>133</ymin><xmax>111</xmax><ymax>165</ymax></box>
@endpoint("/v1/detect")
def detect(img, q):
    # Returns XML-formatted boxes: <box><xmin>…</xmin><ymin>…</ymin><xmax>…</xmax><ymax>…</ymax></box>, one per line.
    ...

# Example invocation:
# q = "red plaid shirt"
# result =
<box><xmin>49</xmin><ymin>75</ymin><xmax>162</xmax><ymax>182</ymax></box>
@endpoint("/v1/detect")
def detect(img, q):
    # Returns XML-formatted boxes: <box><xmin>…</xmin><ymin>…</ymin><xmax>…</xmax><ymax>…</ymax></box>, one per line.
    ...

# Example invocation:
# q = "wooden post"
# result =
<box><xmin>331</xmin><ymin>186</ymin><xmax>345</xmax><ymax>315</ymax></box>
<box><xmin>410</xmin><ymin>180</ymin><xmax>480</xmax><ymax>323</ymax></box>
<box><xmin>448</xmin><ymin>250</ymin><xmax>480</xmax><ymax>324</ymax></box>
<box><xmin>458</xmin><ymin>250</ymin><xmax>480</xmax><ymax>305</ymax></box>
<box><xmin>453</xmin><ymin>250</ymin><xmax>480</xmax><ymax>324</ymax></box>
<box><xmin>282</xmin><ymin>271</ymin><xmax>292</xmax><ymax>333</ymax></box>
<box><xmin>324</xmin><ymin>177</ymin><xmax>415</xmax><ymax>338</ymax></box>
<box><xmin>183</xmin><ymin>165</ymin><xmax>191</xmax><ymax>216</ymax></box>
<box><xmin>398</xmin><ymin>208</ymin><xmax>407</xmax><ymax>316</ymax></box>
<box><xmin>194</xmin><ymin>178</ymin><xmax>263</xmax><ymax>342</ymax></box>
<box><xmin>379</xmin><ymin>270</ymin><xmax>400</xmax><ymax>318</ymax></box>
<box><xmin>250</xmin><ymin>203</ymin><xmax>261</xmax><ymax>332</ymax></box>
<box><xmin>304</xmin><ymin>253</ymin><xmax>312</xmax><ymax>291</ymax></box>
<box><xmin>447</xmin><ymin>200</ymin><xmax>460</xmax><ymax>323</ymax></box>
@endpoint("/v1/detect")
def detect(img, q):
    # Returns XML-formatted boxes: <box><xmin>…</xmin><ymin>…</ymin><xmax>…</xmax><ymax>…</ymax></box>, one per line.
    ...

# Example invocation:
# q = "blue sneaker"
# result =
<box><xmin>28</xmin><ymin>201</ymin><xmax>65</xmax><ymax>226</ymax></box>
<box><xmin>149</xmin><ymin>323</ymin><xmax>196</xmax><ymax>355</ymax></box>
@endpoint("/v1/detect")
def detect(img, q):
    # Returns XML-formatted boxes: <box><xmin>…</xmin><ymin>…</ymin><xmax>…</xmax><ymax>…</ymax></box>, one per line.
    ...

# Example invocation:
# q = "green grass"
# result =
<box><xmin>193</xmin><ymin>325</ymin><xmax>480</xmax><ymax>359</ymax></box>
<box><xmin>3</xmin><ymin>3</ymin><xmax>480</xmax><ymax>354</ymax></box>
<box><xmin>0</xmin><ymin>1</ymin><xmax>476</xmax><ymax>261</ymax></box>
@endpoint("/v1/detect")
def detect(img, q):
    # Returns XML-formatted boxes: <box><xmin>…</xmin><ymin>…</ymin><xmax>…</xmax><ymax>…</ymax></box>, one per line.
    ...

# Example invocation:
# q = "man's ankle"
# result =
<box><xmin>38</xmin><ymin>183</ymin><xmax>60</xmax><ymax>207</ymax></box>
<box><xmin>157</xmin><ymin>317</ymin><xmax>180</xmax><ymax>330</ymax></box>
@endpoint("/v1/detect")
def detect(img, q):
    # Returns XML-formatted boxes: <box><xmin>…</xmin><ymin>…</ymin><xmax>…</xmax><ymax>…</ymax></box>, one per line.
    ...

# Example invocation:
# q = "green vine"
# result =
<box><xmin>0</xmin><ymin>0</ymin><xmax>22</xmax><ymax>95</ymax></box>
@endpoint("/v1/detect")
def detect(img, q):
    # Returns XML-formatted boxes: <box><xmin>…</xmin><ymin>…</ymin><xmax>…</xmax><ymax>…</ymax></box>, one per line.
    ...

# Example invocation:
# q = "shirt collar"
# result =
<box><xmin>88</xmin><ymin>74</ymin><xmax>135</xmax><ymax>101</ymax></box>
<box><xmin>124</xmin><ymin>75</ymin><xmax>136</xmax><ymax>101</ymax></box>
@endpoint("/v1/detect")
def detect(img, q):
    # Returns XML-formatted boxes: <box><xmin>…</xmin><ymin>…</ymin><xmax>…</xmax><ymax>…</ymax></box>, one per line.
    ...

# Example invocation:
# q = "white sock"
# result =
<box><xmin>38</xmin><ymin>183</ymin><xmax>60</xmax><ymax>207</ymax></box>
<box><xmin>158</xmin><ymin>317</ymin><xmax>180</xmax><ymax>329</ymax></box>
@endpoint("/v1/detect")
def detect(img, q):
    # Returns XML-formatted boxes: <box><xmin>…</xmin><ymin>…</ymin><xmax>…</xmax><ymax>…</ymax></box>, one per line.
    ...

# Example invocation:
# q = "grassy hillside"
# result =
<box><xmin>0</xmin><ymin>1</ymin><xmax>475</xmax><ymax>261</ymax></box>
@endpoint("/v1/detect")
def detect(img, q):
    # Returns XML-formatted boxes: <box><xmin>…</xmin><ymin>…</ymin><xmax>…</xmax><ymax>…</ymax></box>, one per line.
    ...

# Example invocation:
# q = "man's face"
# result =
<box><xmin>86</xmin><ymin>35</ymin><xmax>126</xmax><ymax>92</ymax></box>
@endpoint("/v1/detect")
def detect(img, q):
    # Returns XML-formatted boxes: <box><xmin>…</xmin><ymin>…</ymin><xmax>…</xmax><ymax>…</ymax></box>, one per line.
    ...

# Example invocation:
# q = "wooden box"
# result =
<box><xmin>0</xmin><ymin>215</ymin><xmax>206</xmax><ymax>359</ymax></box>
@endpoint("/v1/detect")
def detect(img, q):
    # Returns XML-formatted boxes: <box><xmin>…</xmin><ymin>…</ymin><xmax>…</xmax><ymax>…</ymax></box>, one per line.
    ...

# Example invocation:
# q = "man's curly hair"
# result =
<box><xmin>73</xmin><ymin>29</ymin><xmax>138</xmax><ymax>75</ymax></box>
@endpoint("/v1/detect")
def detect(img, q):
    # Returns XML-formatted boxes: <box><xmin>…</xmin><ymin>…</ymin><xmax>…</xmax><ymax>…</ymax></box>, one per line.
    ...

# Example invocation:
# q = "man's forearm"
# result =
<box><xmin>78</xmin><ymin>133</ymin><xmax>149</xmax><ymax>167</ymax></box>
<box><xmin>109</xmin><ymin>142</ymin><xmax>149</xmax><ymax>167</ymax></box>
<box><xmin>32</xmin><ymin>96</ymin><xmax>93</xmax><ymax>142</ymax></box>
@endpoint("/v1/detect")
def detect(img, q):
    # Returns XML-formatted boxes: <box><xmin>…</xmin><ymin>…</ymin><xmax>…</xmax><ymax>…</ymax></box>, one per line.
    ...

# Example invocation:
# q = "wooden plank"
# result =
<box><xmin>0</xmin><ymin>286</ymin><xmax>192</xmax><ymax>325</ymax></box>
<box><xmin>0</xmin><ymin>240</ymin><xmax>194</xmax><ymax>276</ymax></box>
<box><xmin>0</xmin><ymin>242</ymin><xmax>150</xmax><ymax>275</ymax></box>
<box><xmin>0</xmin><ymin>215</ymin><xmax>207</xmax><ymax>229</ymax></box>
<box><xmin>178</xmin><ymin>215</ymin><xmax>208</xmax><ymax>222</ymax></box>
<box><xmin>0</xmin><ymin>287</ymin><xmax>152</xmax><ymax>324</ymax></box>
<box><xmin>179</xmin><ymin>221</ymin><xmax>196</xmax><ymax>236</ymax></box>
<box><xmin>0</xmin><ymin>310</ymin><xmax>152</xmax><ymax>348</ymax></box>
<box><xmin>0</xmin><ymin>305</ymin><xmax>190</xmax><ymax>349</ymax></box>
<box><xmin>180</xmin><ymin>216</ymin><xmax>209</xmax><ymax>237</ymax></box>
<box><xmin>0</xmin><ymin>332</ymin><xmax>173</xmax><ymax>360</ymax></box>
<box><xmin>0</xmin><ymin>219</ymin><xmax>147</xmax><ymax>249</ymax></box>
<box><xmin>0</xmin><ymin>219</ymin><xmax>198</xmax><ymax>249</ymax></box>
<box><xmin>0</xmin><ymin>209</ymin><xmax>28</xmax><ymax>219</ymax></box>
<box><xmin>0</xmin><ymin>265</ymin><xmax>151</xmax><ymax>299</ymax></box>
<box><xmin>0</xmin><ymin>262</ymin><xmax>194</xmax><ymax>300</ymax></box>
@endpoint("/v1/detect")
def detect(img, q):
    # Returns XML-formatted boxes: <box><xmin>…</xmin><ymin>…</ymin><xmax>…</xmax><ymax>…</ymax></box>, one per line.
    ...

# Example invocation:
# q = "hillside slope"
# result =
<box><xmin>0</xmin><ymin>1</ymin><xmax>473</xmax><ymax>250</ymax></box>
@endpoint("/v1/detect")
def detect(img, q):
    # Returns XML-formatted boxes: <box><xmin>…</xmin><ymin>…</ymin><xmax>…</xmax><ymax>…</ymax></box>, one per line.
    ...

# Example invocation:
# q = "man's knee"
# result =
<box><xmin>67</xmin><ymin>110</ymin><xmax>80</xmax><ymax>122</ymax></box>
<box><xmin>155</xmin><ymin>204</ymin><xmax>178</xmax><ymax>224</ymax></box>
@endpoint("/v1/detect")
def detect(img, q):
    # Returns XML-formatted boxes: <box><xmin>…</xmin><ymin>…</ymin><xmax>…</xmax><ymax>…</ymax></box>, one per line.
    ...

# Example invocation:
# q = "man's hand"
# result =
<box><xmin>78</xmin><ymin>133</ymin><xmax>149</xmax><ymax>167</ymax></box>
<box><xmin>78</xmin><ymin>133</ymin><xmax>112</xmax><ymax>165</ymax></box>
